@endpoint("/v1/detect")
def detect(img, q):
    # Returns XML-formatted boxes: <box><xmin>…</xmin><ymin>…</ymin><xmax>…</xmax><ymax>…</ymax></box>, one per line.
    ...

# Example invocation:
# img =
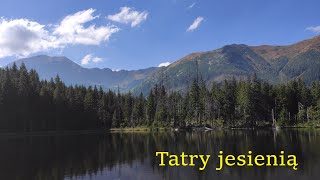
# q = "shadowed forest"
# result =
<box><xmin>0</xmin><ymin>64</ymin><xmax>320</xmax><ymax>132</ymax></box>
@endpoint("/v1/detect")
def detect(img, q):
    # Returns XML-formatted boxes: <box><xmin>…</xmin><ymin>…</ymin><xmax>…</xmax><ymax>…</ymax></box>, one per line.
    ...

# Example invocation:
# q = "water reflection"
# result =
<box><xmin>0</xmin><ymin>129</ymin><xmax>319</xmax><ymax>180</ymax></box>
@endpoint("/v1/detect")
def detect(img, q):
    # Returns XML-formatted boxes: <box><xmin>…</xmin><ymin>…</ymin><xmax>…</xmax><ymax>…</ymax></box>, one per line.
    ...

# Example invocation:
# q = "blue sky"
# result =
<box><xmin>0</xmin><ymin>0</ymin><xmax>319</xmax><ymax>70</ymax></box>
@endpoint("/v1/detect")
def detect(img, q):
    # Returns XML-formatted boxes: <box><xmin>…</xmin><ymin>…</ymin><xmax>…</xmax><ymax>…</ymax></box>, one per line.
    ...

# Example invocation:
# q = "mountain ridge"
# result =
<box><xmin>6</xmin><ymin>35</ymin><xmax>320</xmax><ymax>94</ymax></box>
<box><xmin>8</xmin><ymin>55</ymin><xmax>159</xmax><ymax>92</ymax></box>
<box><xmin>133</xmin><ymin>35</ymin><xmax>320</xmax><ymax>94</ymax></box>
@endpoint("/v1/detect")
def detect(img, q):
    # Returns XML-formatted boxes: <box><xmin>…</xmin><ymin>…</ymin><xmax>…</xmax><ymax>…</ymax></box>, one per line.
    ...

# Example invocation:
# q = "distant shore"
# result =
<box><xmin>0</xmin><ymin>130</ymin><xmax>105</xmax><ymax>137</ymax></box>
<box><xmin>110</xmin><ymin>121</ymin><xmax>320</xmax><ymax>132</ymax></box>
<box><xmin>283</xmin><ymin>121</ymin><xmax>320</xmax><ymax>128</ymax></box>
<box><xmin>1</xmin><ymin>121</ymin><xmax>319</xmax><ymax>136</ymax></box>
<box><xmin>110</xmin><ymin>127</ymin><xmax>169</xmax><ymax>132</ymax></box>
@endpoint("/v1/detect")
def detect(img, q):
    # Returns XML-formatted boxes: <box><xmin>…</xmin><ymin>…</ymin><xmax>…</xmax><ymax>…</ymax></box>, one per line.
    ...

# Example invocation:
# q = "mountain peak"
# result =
<box><xmin>133</xmin><ymin>35</ymin><xmax>320</xmax><ymax>94</ymax></box>
<box><xmin>7</xmin><ymin>55</ymin><xmax>159</xmax><ymax>92</ymax></box>
<box><xmin>13</xmin><ymin>55</ymin><xmax>74</xmax><ymax>64</ymax></box>
<box><xmin>221</xmin><ymin>44</ymin><xmax>250</xmax><ymax>53</ymax></box>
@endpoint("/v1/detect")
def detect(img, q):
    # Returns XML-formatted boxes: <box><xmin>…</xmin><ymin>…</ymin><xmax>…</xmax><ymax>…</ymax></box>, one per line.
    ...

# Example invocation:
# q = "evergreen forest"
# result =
<box><xmin>1</xmin><ymin>64</ymin><xmax>320</xmax><ymax>132</ymax></box>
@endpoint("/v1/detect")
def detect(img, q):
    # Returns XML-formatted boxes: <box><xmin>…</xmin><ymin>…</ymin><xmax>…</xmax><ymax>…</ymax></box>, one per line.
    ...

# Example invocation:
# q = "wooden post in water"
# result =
<box><xmin>272</xmin><ymin>108</ymin><xmax>276</xmax><ymax>128</ymax></box>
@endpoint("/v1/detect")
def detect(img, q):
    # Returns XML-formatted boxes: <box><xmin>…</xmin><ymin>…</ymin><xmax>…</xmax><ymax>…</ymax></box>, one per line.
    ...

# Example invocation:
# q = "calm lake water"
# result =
<box><xmin>0</xmin><ymin>129</ymin><xmax>320</xmax><ymax>180</ymax></box>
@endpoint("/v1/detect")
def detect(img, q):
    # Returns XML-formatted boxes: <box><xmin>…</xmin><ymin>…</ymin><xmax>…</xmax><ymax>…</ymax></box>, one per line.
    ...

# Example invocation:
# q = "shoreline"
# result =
<box><xmin>110</xmin><ymin>127</ymin><xmax>169</xmax><ymax>132</ymax></box>
<box><xmin>0</xmin><ymin>130</ymin><xmax>105</xmax><ymax>137</ymax></box>
<box><xmin>1</xmin><ymin>123</ymin><xmax>319</xmax><ymax>136</ymax></box>
<box><xmin>110</xmin><ymin>121</ymin><xmax>320</xmax><ymax>132</ymax></box>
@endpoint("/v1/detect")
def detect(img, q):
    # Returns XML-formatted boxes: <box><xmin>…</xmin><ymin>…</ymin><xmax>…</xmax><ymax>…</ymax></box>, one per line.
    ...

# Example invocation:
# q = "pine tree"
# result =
<box><xmin>18</xmin><ymin>63</ymin><xmax>30</xmax><ymax>97</ymax></box>
<box><xmin>146</xmin><ymin>89</ymin><xmax>156</xmax><ymax>125</ymax></box>
<box><xmin>189</xmin><ymin>79</ymin><xmax>200</xmax><ymax>123</ymax></box>
<box><xmin>53</xmin><ymin>75</ymin><xmax>64</xmax><ymax>104</ymax></box>
<box><xmin>84</xmin><ymin>86</ymin><xmax>94</xmax><ymax>112</ymax></box>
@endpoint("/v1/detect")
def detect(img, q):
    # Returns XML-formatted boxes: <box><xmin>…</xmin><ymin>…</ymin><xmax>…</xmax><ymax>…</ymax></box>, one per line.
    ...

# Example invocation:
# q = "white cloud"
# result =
<box><xmin>187</xmin><ymin>2</ymin><xmax>196</xmax><ymax>9</ymax></box>
<box><xmin>158</xmin><ymin>62</ymin><xmax>171</xmax><ymax>67</ymax></box>
<box><xmin>81</xmin><ymin>54</ymin><xmax>103</xmax><ymax>65</ymax></box>
<box><xmin>0</xmin><ymin>9</ymin><xmax>120</xmax><ymax>59</ymax></box>
<box><xmin>107</xmin><ymin>7</ymin><xmax>148</xmax><ymax>27</ymax></box>
<box><xmin>53</xmin><ymin>9</ymin><xmax>120</xmax><ymax>45</ymax></box>
<box><xmin>0</xmin><ymin>18</ymin><xmax>60</xmax><ymax>58</ymax></box>
<box><xmin>306</xmin><ymin>26</ymin><xmax>320</xmax><ymax>33</ymax></box>
<box><xmin>112</xmin><ymin>69</ymin><xmax>122</xmax><ymax>72</ymax></box>
<box><xmin>187</xmin><ymin>16</ymin><xmax>204</xmax><ymax>32</ymax></box>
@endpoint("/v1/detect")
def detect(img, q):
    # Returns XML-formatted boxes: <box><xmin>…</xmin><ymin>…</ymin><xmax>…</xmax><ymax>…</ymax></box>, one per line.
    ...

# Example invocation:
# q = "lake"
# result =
<box><xmin>0</xmin><ymin>129</ymin><xmax>319</xmax><ymax>180</ymax></box>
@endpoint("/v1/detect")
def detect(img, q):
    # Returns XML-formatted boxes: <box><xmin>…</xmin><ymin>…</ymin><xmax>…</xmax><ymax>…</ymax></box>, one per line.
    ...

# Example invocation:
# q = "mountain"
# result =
<box><xmin>134</xmin><ymin>35</ymin><xmax>320</xmax><ymax>94</ymax></box>
<box><xmin>251</xmin><ymin>35</ymin><xmax>320</xmax><ymax>82</ymax></box>
<box><xmin>9</xmin><ymin>55</ymin><xmax>158</xmax><ymax>92</ymax></box>
<box><xmin>7</xmin><ymin>35</ymin><xmax>320</xmax><ymax>94</ymax></box>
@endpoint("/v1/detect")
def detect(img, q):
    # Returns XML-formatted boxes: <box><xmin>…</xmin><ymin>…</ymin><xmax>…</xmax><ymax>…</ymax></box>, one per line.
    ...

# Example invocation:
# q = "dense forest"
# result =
<box><xmin>0</xmin><ymin>64</ymin><xmax>320</xmax><ymax>132</ymax></box>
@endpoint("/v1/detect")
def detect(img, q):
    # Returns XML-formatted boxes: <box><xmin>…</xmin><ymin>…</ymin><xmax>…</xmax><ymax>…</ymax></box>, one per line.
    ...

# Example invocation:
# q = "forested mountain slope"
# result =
<box><xmin>134</xmin><ymin>36</ymin><xmax>320</xmax><ymax>94</ymax></box>
<box><xmin>9</xmin><ymin>55</ymin><xmax>158</xmax><ymax>92</ymax></box>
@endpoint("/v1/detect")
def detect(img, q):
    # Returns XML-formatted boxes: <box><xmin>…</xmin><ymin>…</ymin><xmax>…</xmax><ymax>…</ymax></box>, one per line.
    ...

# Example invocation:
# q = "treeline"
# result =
<box><xmin>0</xmin><ymin>64</ymin><xmax>103</xmax><ymax>132</ymax></box>
<box><xmin>138</xmin><ymin>75</ymin><xmax>320</xmax><ymax>128</ymax></box>
<box><xmin>1</xmin><ymin>64</ymin><xmax>320</xmax><ymax>132</ymax></box>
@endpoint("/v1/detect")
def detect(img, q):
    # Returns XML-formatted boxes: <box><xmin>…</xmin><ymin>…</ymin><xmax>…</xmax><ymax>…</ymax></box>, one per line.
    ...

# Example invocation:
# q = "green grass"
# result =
<box><xmin>286</xmin><ymin>121</ymin><xmax>320</xmax><ymax>128</ymax></box>
<box><xmin>110</xmin><ymin>126</ymin><xmax>169</xmax><ymax>132</ymax></box>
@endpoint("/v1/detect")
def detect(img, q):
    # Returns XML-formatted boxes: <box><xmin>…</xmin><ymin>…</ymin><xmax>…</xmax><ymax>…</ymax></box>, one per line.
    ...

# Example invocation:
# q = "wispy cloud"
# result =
<box><xmin>306</xmin><ymin>26</ymin><xmax>320</xmax><ymax>33</ymax></box>
<box><xmin>158</xmin><ymin>62</ymin><xmax>171</xmax><ymax>67</ymax></box>
<box><xmin>0</xmin><ymin>9</ymin><xmax>119</xmax><ymax>59</ymax></box>
<box><xmin>187</xmin><ymin>2</ymin><xmax>196</xmax><ymax>9</ymax></box>
<box><xmin>187</xmin><ymin>16</ymin><xmax>204</xmax><ymax>32</ymax></box>
<box><xmin>81</xmin><ymin>54</ymin><xmax>103</xmax><ymax>65</ymax></box>
<box><xmin>107</xmin><ymin>7</ymin><xmax>148</xmax><ymax>27</ymax></box>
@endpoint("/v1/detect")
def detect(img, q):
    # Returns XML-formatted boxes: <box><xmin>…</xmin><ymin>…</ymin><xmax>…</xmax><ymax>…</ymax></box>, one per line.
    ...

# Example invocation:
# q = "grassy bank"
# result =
<box><xmin>110</xmin><ymin>120</ymin><xmax>320</xmax><ymax>132</ymax></box>
<box><xmin>110</xmin><ymin>127</ymin><xmax>169</xmax><ymax>132</ymax></box>
<box><xmin>283</xmin><ymin>121</ymin><xmax>320</xmax><ymax>128</ymax></box>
